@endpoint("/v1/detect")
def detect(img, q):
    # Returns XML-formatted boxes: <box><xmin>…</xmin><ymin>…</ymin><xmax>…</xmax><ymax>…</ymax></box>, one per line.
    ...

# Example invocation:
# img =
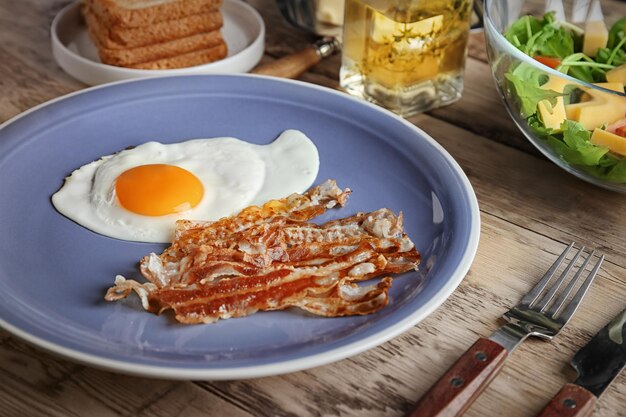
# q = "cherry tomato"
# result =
<box><xmin>533</xmin><ymin>56</ymin><xmax>562</xmax><ymax>69</ymax></box>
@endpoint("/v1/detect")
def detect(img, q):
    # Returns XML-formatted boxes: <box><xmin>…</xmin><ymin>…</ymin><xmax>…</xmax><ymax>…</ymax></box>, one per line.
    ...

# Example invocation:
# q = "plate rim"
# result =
<box><xmin>0</xmin><ymin>74</ymin><xmax>480</xmax><ymax>380</ymax></box>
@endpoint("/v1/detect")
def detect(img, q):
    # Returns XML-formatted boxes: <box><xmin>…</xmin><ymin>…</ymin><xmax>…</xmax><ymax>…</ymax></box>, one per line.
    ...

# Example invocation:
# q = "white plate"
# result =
<box><xmin>51</xmin><ymin>0</ymin><xmax>265</xmax><ymax>85</ymax></box>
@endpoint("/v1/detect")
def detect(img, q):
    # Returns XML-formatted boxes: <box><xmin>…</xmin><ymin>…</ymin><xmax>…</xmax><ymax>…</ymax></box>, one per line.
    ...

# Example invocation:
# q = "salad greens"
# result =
<box><xmin>505</xmin><ymin>13</ymin><xmax>575</xmax><ymax>58</ymax></box>
<box><xmin>505</xmin><ymin>63</ymin><xmax>559</xmax><ymax>117</ymax></box>
<box><xmin>504</xmin><ymin>13</ymin><xmax>626</xmax><ymax>183</ymax></box>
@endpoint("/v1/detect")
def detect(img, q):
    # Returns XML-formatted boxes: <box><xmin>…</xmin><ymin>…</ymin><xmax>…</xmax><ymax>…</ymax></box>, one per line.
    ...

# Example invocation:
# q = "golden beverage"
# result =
<box><xmin>340</xmin><ymin>0</ymin><xmax>472</xmax><ymax>116</ymax></box>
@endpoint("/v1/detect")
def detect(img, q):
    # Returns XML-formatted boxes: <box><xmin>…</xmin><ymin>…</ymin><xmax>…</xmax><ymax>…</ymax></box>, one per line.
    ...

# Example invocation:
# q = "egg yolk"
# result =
<box><xmin>115</xmin><ymin>164</ymin><xmax>204</xmax><ymax>216</ymax></box>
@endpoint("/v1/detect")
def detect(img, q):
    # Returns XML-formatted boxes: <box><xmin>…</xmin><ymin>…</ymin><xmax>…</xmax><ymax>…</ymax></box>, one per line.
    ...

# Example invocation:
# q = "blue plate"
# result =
<box><xmin>0</xmin><ymin>75</ymin><xmax>479</xmax><ymax>379</ymax></box>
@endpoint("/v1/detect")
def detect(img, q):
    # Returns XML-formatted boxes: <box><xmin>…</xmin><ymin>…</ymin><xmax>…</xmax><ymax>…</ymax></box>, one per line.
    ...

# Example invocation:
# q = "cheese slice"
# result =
<box><xmin>538</xmin><ymin>99</ymin><xmax>567</xmax><ymax>130</ymax></box>
<box><xmin>583</xmin><ymin>21</ymin><xmax>608</xmax><ymax>57</ymax></box>
<box><xmin>537</xmin><ymin>76</ymin><xmax>571</xmax><ymax>129</ymax></box>
<box><xmin>591</xmin><ymin>128</ymin><xmax>626</xmax><ymax>156</ymax></box>
<box><xmin>564</xmin><ymin>83</ymin><xmax>626</xmax><ymax>130</ymax></box>
<box><xmin>594</xmin><ymin>82</ymin><xmax>626</xmax><ymax>93</ymax></box>
<box><xmin>577</xmin><ymin>99</ymin><xmax>625</xmax><ymax>130</ymax></box>
<box><xmin>607</xmin><ymin>63</ymin><xmax>626</xmax><ymax>84</ymax></box>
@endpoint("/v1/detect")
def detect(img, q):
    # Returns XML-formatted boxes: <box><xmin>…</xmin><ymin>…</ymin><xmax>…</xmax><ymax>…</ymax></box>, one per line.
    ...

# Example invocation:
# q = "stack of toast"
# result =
<box><xmin>82</xmin><ymin>0</ymin><xmax>228</xmax><ymax>69</ymax></box>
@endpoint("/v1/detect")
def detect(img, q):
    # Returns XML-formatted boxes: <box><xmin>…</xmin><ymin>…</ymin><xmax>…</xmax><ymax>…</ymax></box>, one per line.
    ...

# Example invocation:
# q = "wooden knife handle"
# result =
<box><xmin>408</xmin><ymin>338</ymin><xmax>508</xmax><ymax>417</ymax></box>
<box><xmin>537</xmin><ymin>384</ymin><xmax>597</xmax><ymax>417</ymax></box>
<box><xmin>251</xmin><ymin>47</ymin><xmax>320</xmax><ymax>79</ymax></box>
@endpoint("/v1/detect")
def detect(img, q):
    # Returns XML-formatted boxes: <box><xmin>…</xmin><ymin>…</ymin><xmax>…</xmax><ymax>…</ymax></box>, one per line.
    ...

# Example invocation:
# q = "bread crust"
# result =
<box><xmin>129</xmin><ymin>43</ymin><xmax>228</xmax><ymax>69</ymax></box>
<box><xmin>87</xmin><ymin>0</ymin><xmax>223</xmax><ymax>28</ymax></box>
<box><xmin>82</xmin><ymin>0</ymin><xmax>228</xmax><ymax>69</ymax></box>
<box><xmin>93</xmin><ymin>31</ymin><xmax>226</xmax><ymax>66</ymax></box>
<box><xmin>83</xmin><ymin>5</ymin><xmax>223</xmax><ymax>49</ymax></box>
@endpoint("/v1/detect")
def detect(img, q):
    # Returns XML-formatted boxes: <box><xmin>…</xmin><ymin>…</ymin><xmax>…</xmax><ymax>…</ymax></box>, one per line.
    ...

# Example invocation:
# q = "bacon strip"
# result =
<box><xmin>105</xmin><ymin>181</ymin><xmax>420</xmax><ymax>324</ymax></box>
<box><xmin>166</xmin><ymin>179</ymin><xmax>350</xmax><ymax>257</ymax></box>
<box><xmin>141</xmin><ymin>208</ymin><xmax>414</xmax><ymax>287</ymax></box>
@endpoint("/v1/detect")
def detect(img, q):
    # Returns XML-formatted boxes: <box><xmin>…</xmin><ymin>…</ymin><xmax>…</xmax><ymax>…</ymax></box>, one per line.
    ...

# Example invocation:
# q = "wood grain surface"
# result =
<box><xmin>1</xmin><ymin>1</ymin><xmax>625</xmax><ymax>417</ymax></box>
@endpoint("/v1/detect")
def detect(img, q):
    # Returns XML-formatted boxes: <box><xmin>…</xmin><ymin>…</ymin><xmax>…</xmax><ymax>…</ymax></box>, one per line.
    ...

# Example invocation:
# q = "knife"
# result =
<box><xmin>538</xmin><ymin>308</ymin><xmax>626</xmax><ymax>417</ymax></box>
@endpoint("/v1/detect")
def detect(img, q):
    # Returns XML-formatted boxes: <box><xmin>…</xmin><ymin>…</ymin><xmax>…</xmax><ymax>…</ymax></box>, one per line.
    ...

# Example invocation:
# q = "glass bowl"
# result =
<box><xmin>484</xmin><ymin>0</ymin><xmax>626</xmax><ymax>193</ymax></box>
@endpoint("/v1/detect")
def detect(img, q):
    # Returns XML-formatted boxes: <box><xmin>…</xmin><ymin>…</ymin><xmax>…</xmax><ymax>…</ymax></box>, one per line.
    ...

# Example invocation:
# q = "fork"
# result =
<box><xmin>408</xmin><ymin>242</ymin><xmax>604</xmax><ymax>417</ymax></box>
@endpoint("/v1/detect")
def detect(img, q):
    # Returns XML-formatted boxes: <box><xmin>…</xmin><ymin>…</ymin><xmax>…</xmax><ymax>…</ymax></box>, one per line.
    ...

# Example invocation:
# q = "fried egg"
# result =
<box><xmin>52</xmin><ymin>130</ymin><xmax>319</xmax><ymax>243</ymax></box>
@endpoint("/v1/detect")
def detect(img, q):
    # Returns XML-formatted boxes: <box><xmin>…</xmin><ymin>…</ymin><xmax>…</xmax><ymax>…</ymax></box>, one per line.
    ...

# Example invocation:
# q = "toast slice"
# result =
<box><xmin>87</xmin><ymin>0</ymin><xmax>223</xmax><ymax>28</ymax></box>
<box><xmin>83</xmin><ymin>5</ymin><xmax>223</xmax><ymax>49</ymax></box>
<box><xmin>129</xmin><ymin>43</ymin><xmax>228</xmax><ymax>69</ymax></box>
<box><xmin>94</xmin><ymin>31</ymin><xmax>226</xmax><ymax>66</ymax></box>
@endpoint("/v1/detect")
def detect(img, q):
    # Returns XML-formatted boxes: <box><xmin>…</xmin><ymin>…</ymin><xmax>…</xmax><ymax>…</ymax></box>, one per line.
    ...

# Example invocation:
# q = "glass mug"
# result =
<box><xmin>340</xmin><ymin>0</ymin><xmax>474</xmax><ymax>117</ymax></box>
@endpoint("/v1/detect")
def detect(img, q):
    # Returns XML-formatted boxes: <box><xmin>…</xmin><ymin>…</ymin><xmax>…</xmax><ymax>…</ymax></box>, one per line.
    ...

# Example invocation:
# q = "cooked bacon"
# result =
<box><xmin>296</xmin><ymin>277</ymin><xmax>392</xmax><ymax>317</ymax></box>
<box><xmin>105</xmin><ymin>181</ymin><xmax>421</xmax><ymax>324</ymax></box>
<box><xmin>166</xmin><ymin>179</ymin><xmax>351</xmax><ymax>258</ymax></box>
<box><xmin>107</xmin><ymin>244</ymin><xmax>416</xmax><ymax>323</ymax></box>
<box><xmin>141</xmin><ymin>208</ymin><xmax>414</xmax><ymax>287</ymax></box>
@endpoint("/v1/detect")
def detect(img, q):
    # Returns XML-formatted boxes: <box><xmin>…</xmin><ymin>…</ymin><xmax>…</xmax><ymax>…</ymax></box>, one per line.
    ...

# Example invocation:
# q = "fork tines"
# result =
<box><xmin>520</xmin><ymin>242</ymin><xmax>604</xmax><ymax>320</ymax></box>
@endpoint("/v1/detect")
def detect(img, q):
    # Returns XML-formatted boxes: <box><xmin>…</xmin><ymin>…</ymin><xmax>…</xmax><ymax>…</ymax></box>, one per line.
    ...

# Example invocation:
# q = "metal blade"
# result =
<box><xmin>571</xmin><ymin>309</ymin><xmax>626</xmax><ymax>397</ymax></box>
<box><xmin>489</xmin><ymin>322</ymin><xmax>530</xmax><ymax>352</ymax></box>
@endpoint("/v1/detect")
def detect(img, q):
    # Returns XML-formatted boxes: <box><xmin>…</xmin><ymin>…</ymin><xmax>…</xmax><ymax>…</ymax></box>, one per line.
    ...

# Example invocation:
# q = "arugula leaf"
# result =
<box><xmin>584</xmin><ymin>155</ymin><xmax>626</xmax><ymax>183</ymax></box>
<box><xmin>557</xmin><ymin>53</ymin><xmax>616</xmax><ymax>83</ymax></box>
<box><xmin>505</xmin><ymin>63</ymin><xmax>561</xmax><ymax>117</ymax></box>
<box><xmin>505</xmin><ymin>15</ymin><xmax>543</xmax><ymax>48</ymax></box>
<box><xmin>550</xmin><ymin>140</ymin><xmax>613</xmax><ymax>173</ymax></box>
<box><xmin>603</xmin><ymin>159</ymin><xmax>626</xmax><ymax>183</ymax></box>
<box><xmin>597</xmin><ymin>24</ymin><xmax>626</xmax><ymax>68</ymax></box>
<box><xmin>511</xmin><ymin>61</ymin><xmax>549</xmax><ymax>85</ymax></box>
<box><xmin>528</xmin><ymin>114</ymin><xmax>557</xmax><ymax>137</ymax></box>
<box><xmin>607</xmin><ymin>17</ymin><xmax>626</xmax><ymax>50</ymax></box>
<box><xmin>567</xmin><ymin>64</ymin><xmax>607</xmax><ymax>83</ymax></box>
<box><xmin>504</xmin><ymin>12</ymin><xmax>575</xmax><ymax>59</ymax></box>
<box><xmin>531</xmin><ymin>26</ymin><xmax>574</xmax><ymax>58</ymax></box>
<box><xmin>550</xmin><ymin>121</ymin><xmax>609</xmax><ymax>166</ymax></box>
<box><xmin>596</xmin><ymin>47</ymin><xmax>626</xmax><ymax>67</ymax></box>
<box><xmin>541</xmin><ymin>12</ymin><xmax>556</xmax><ymax>25</ymax></box>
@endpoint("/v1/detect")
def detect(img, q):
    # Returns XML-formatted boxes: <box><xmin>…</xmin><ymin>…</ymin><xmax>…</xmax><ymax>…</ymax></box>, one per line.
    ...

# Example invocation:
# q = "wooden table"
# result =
<box><xmin>1</xmin><ymin>1</ymin><xmax>625</xmax><ymax>416</ymax></box>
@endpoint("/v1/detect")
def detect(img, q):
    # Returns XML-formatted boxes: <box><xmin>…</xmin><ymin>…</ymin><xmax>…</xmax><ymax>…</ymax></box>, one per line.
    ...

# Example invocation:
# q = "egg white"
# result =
<box><xmin>52</xmin><ymin>130</ymin><xmax>320</xmax><ymax>243</ymax></box>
